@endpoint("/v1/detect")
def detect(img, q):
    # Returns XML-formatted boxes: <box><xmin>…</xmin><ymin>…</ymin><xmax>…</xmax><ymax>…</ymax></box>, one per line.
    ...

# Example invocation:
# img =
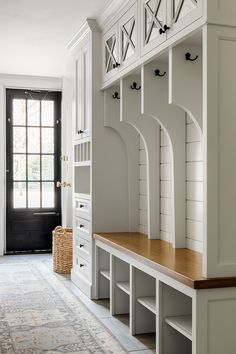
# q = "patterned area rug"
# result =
<box><xmin>0</xmin><ymin>262</ymin><xmax>127</xmax><ymax>354</ymax></box>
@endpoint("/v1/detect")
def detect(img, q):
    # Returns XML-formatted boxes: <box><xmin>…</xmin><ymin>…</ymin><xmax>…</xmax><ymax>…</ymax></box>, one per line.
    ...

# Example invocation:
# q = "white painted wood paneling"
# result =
<box><xmin>160</xmin><ymin>128</ymin><xmax>173</xmax><ymax>243</ymax></box>
<box><xmin>139</xmin><ymin>136</ymin><xmax>148</xmax><ymax>234</ymax></box>
<box><xmin>185</xmin><ymin>120</ymin><xmax>203</xmax><ymax>252</ymax></box>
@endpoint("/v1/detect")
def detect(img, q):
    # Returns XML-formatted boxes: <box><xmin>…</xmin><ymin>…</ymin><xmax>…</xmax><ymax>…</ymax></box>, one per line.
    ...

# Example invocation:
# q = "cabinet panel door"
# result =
<box><xmin>74</xmin><ymin>52</ymin><xmax>82</xmax><ymax>140</ymax></box>
<box><xmin>167</xmin><ymin>0</ymin><xmax>202</xmax><ymax>37</ymax></box>
<box><xmin>119</xmin><ymin>4</ymin><xmax>138</xmax><ymax>69</ymax></box>
<box><xmin>81</xmin><ymin>42</ymin><xmax>91</xmax><ymax>138</ymax></box>
<box><xmin>103</xmin><ymin>25</ymin><xmax>119</xmax><ymax>81</ymax></box>
<box><xmin>141</xmin><ymin>0</ymin><xmax>167</xmax><ymax>56</ymax></box>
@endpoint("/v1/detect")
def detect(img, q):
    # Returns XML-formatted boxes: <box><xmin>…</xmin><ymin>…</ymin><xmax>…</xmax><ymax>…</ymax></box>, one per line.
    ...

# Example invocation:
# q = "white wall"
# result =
<box><xmin>0</xmin><ymin>73</ymin><xmax>68</xmax><ymax>255</ymax></box>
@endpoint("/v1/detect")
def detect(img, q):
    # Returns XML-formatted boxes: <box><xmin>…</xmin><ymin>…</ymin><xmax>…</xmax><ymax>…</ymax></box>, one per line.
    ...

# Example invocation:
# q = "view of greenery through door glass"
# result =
<box><xmin>13</xmin><ymin>98</ymin><xmax>55</xmax><ymax>208</ymax></box>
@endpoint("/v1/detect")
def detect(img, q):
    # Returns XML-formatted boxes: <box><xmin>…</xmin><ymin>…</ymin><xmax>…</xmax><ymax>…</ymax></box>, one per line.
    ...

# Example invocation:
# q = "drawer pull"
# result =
<box><xmin>79</xmin><ymin>224</ymin><xmax>84</xmax><ymax>228</ymax></box>
<box><xmin>79</xmin><ymin>204</ymin><xmax>85</xmax><ymax>208</ymax></box>
<box><xmin>78</xmin><ymin>130</ymin><xmax>84</xmax><ymax>134</ymax></box>
<box><xmin>79</xmin><ymin>244</ymin><xmax>84</xmax><ymax>248</ymax></box>
<box><xmin>80</xmin><ymin>264</ymin><xmax>85</xmax><ymax>268</ymax></box>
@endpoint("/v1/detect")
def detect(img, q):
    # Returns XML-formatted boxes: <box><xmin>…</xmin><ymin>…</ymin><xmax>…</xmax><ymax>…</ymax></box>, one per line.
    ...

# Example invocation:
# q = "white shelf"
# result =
<box><xmin>137</xmin><ymin>296</ymin><xmax>156</xmax><ymax>315</ymax></box>
<box><xmin>165</xmin><ymin>315</ymin><xmax>192</xmax><ymax>341</ymax></box>
<box><xmin>116</xmin><ymin>281</ymin><xmax>130</xmax><ymax>295</ymax></box>
<box><xmin>100</xmin><ymin>270</ymin><xmax>110</xmax><ymax>280</ymax></box>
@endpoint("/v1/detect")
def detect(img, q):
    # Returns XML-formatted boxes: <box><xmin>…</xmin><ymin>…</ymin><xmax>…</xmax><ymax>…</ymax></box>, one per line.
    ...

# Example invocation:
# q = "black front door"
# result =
<box><xmin>6</xmin><ymin>89</ymin><xmax>62</xmax><ymax>253</ymax></box>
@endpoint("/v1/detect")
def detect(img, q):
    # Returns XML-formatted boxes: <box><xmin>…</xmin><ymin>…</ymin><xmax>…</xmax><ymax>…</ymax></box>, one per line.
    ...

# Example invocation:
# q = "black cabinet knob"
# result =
<box><xmin>79</xmin><ymin>224</ymin><xmax>84</xmax><ymax>228</ymax></box>
<box><xmin>79</xmin><ymin>244</ymin><xmax>84</xmax><ymax>248</ymax></box>
<box><xmin>80</xmin><ymin>264</ymin><xmax>85</xmax><ymax>268</ymax></box>
<box><xmin>113</xmin><ymin>62</ymin><xmax>120</xmax><ymax>69</ymax></box>
<box><xmin>78</xmin><ymin>130</ymin><xmax>84</xmax><ymax>134</ymax></box>
<box><xmin>79</xmin><ymin>204</ymin><xmax>85</xmax><ymax>208</ymax></box>
<box><xmin>159</xmin><ymin>25</ymin><xmax>170</xmax><ymax>34</ymax></box>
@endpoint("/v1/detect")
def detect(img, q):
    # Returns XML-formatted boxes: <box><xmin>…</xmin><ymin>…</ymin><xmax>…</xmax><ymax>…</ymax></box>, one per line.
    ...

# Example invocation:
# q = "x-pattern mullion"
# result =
<box><xmin>145</xmin><ymin>0</ymin><xmax>163</xmax><ymax>44</ymax></box>
<box><xmin>105</xmin><ymin>37</ymin><xmax>116</xmax><ymax>72</ymax></box>
<box><xmin>122</xmin><ymin>18</ymin><xmax>135</xmax><ymax>61</ymax></box>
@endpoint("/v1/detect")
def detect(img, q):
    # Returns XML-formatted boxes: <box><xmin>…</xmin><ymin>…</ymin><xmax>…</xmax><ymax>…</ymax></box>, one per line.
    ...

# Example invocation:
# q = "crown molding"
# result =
<box><xmin>97</xmin><ymin>0</ymin><xmax>131</xmax><ymax>30</ymax></box>
<box><xmin>67</xmin><ymin>18</ymin><xmax>100</xmax><ymax>51</ymax></box>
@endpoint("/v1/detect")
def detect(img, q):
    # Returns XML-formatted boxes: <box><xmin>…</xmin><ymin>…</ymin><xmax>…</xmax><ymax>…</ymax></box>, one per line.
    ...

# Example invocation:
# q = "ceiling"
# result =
<box><xmin>0</xmin><ymin>0</ymin><xmax>111</xmax><ymax>77</ymax></box>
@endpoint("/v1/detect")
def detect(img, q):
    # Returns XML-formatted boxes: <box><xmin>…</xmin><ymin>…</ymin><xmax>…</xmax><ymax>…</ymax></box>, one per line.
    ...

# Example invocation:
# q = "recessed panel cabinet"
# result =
<box><xmin>73</xmin><ymin>42</ymin><xmax>92</xmax><ymax>140</ymax></box>
<box><xmin>103</xmin><ymin>2</ymin><xmax>138</xmax><ymax>81</ymax></box>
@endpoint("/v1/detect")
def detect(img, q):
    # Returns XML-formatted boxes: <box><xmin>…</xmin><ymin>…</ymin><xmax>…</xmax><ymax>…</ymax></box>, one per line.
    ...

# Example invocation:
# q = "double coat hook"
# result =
<box><xmin>185</xmin><ymin>52</ymin><xmax>198</xmax><ymax>61</ymax></box>
<box><xmin>130</xmin><ymin>82</ymin><xmax>141</xmax><ymax>90</ymax></box>
<box><xmin>112</xmin><ymin>91</ymin><xmax>120</xmax><ymax>100</ymax></box>
<box><xmin>154</xmin><ymin>69</ymin><xmax>166</xmax><ymax>77</ymax></box>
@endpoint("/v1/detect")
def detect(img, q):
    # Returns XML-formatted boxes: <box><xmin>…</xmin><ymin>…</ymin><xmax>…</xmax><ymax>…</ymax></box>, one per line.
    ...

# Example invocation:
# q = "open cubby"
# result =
<box><xmin>112</xmin><ymin>256</ymin><xmax>130</xmax><ymax>316</ymax></box>
<box><xmin>160</xmin><ymin>282</ymin><xmax>192</xmax><ymax>354</ymax></box>
<box><xmin>74</xmin><ymin>166</ymin><xmax>90</xmax><ymax>195</ymax></box>
<box><xmin>133</xmin><ymin>267</ymin><xmax>156</xmax><ymax>335</ymax></box>
<box><xmin>96</xmin><ymin>247</ymin><xmax>110</xmax><ymax>299</ymax></box>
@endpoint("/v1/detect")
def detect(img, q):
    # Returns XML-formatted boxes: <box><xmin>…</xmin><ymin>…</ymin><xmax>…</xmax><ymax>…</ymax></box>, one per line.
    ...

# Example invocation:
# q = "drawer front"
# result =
<box><xmin>74</xmin><ymin>197</ymin><xmax>91</xmax><ymax>220</ymax></box>
<box><xmin>74</xmin><ymin>216</ymin><xmax>91</xmax><ymax>239</ymax></box>
<box><xmin>74</xmin><ymin>254</ymin><xmax>90</xmax><ymax>279</ymax></box>
<box><xmin>74</xmin><ymin>235</ymin><xmax>91</xmax><ymax>262</ymax></box>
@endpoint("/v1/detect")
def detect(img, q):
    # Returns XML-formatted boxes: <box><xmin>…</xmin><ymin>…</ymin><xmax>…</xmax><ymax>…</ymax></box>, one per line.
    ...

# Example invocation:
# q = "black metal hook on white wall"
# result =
<box><xmin>130</xmin><ymin>82</ymin><xmax>141</xmax><ymax>90</ymax></box>
<box><xmin>112</xmin><ymin>92</ymin><xmax>120</xmax><ymax>99</ymax></box>
<box><xmin>154</xmin><ymin>69</ymin><xmax>166</xmax><ymax>77</ymax></box>
<box><xmin>185</xmin><ymin>52</ymin><xmax>198</xmax><ymax>61</ymax></box>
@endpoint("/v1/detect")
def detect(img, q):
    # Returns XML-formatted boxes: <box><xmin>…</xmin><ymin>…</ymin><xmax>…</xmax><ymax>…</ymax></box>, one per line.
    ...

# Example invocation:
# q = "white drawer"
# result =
<box><xmin>74</xmin><ymin>197</ymin><xmax>91</xmax><ymax>220</ymax></box>
<box><xmin>74</xmin><ymin>216</ymin><xmax>91</xmax><ymax>239</ymax></box>
<box><xmin>74</xmin><ymin>235</ymin><xmax>91</xmax><ymax>262</ymax></box>
<box><xmin>74</xmin><ymin>254</ymin><xmax>90</xmax><ymax>279</ymax></box>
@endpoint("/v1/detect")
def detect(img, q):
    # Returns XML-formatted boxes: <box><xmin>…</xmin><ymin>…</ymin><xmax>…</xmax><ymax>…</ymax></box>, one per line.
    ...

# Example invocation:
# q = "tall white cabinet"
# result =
<box><xmin>68</xmin><ymin>1</ymin><xmax>236</xmax><ymax>353</ymax></box>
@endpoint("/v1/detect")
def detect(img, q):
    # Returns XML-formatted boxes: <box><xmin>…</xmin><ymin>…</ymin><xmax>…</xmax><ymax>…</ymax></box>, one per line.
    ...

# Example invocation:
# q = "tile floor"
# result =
<box><xmin>0</xmin><ymin>254</ymin><xmax>156</xmax><ymax>353</ymax></box>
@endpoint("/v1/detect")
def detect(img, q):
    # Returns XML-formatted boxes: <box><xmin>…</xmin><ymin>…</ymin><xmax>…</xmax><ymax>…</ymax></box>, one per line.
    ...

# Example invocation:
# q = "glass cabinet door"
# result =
<box><xmin>141</xmin><ymin>0</ymin><xmax>167</xmax><ymax>56</ymax></box>
<box><xmin>103</xmin><ymin>25</ymin><xmax>119</xmax><ymax>79</ymax></box>
<box><xmin>119</xmin><ymin>4</ymin><xmax>138</xmax><ymax>67</ymax></box>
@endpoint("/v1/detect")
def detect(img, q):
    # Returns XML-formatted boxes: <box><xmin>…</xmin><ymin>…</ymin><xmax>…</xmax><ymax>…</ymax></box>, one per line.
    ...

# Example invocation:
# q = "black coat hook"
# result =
<box><xmin>130</xmin><ymin>82</ymin><xmax>141</xmax><ymax>90</ymax></box>
<box><xmin>154</xmin><ymin>69</ymin><xmax>166</xmax><ymax>77</ymax></box>
<box><xmin>185</xmin><ymin>52</ymin><xmax>198</xmax><ymax>61</ymax></box>
<box><xmin>112</xmin><ymin>92</ymin><xmax>120</xmax><ymax>99</ymax></box>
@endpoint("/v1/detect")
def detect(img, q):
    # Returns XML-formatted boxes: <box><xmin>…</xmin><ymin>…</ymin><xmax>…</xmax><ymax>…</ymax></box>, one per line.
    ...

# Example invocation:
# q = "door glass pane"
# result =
<box><xmin>105</xmin><ymin>35</ymin><xmax>116</xmax><ymax>73</ymax></box>
<box><xmin>13</xmin><ymin>127</ymin><xmax>26</xmax><ymax>153</ymax></box>
<box><xmin>42</xmin><ymin>182</ymin><xmax>54</xmax><ymax>208</ymax></box>
<box><xmin>28</xmin><ymin>155</ymin><xmax>40</xmax><ymax>180</ymax></box>
<box><xmin>28</xmin><ymin>127</ymin><xmax>40</xmax><ymax>153</ymax></box>
<box><xmin>27</xmin><ymin>99</ymin><xmax>40</xmax><ymax>126</ymax></box>
<box><xmin>173</xmin><ymin>0</ymin><xmax>197</xmax><ymax>22</ymax></box>
<box><xmin>42</xmin><ymin>128</ymin><xmax>54</xmax><ymax>153</ymax></box>
<box><xmin>13</xmin><ymin>155</ymin><xmax>26</xmax><ymax>180</ymax></box>
<box><xmin>42</xmin><ymin>101</ymin><xmax>54</xmax><ymax>126</ymax></box>
<box><xmin>28</xmin><ymin>182</ymin><xmax>40</xmax><ymax>208</ymax></box>
<box><xmin>122</xmin><ymin>18</ymin><xmax>135</xmax><ymax>61</ymax></box>
<box><xmin>42</xmin><ymin>155</ymin><xmax>54</xmax><ymax>180</ymax></box>
<box><xmin>14</xmin><ymin>182</ymin><xmax>26</xmax><ymax>208</ymax></box>
<box><xmin>13</xmin><ymin>99</ymin><xmax>26</xmax><ymax>126</ymax></box>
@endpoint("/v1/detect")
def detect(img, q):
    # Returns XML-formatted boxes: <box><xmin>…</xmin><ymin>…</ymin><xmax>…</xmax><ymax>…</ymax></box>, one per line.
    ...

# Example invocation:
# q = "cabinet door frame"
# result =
<box><xmin>166</xmin><ymin>0</ymin><xmax>203</xmax><ymax>38</ymax></box>
<box><xmin>80</xmin><ymin>41</ymin><xmax>92</xmax><ymax>139</ymax></box>
<box><xmin>103</xmin><ymin>24</ymin><xmax>119</xmax><ymax>82</ymax></box>
<box><xmin>140</xmin><ymin>0</ymin><xmax>167</xmax><ymax>57</ymax></box>
<box><xmin>74</xmin><ymin>50</ymin><xmax>83</xmax><ymax>141</ymax></box>
<box><xmin>119</xmin><ymin>3</ymin><xmax>139</xmax><ymax>70</ymax></box>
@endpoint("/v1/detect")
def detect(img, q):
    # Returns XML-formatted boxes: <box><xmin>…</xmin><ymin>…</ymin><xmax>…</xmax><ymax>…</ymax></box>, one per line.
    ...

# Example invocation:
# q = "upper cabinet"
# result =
<box><xmin>102</xmin><ymin>0</ymin><xmax>203</xmax><ymax>84</ymax></box>
<box><xmin>73</xmin><ymin>42</ymin><xmax>92</xmax><ymax>140</ymax></box>
<box><xmin>103</xmin><ymin>2</ymin><xmax>138</xmax><ymax>81</ymax></box>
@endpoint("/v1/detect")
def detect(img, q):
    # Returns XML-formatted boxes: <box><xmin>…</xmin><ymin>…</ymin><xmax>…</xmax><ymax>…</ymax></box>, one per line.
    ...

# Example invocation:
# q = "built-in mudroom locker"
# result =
<box><xmin>68</xmin><ymin>1</ymin><xmax>236</xmax><ymax>353</ymax></box>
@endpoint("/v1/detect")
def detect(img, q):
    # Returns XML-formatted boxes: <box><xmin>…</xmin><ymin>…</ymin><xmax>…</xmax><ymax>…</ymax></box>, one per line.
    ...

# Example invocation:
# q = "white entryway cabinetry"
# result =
<box><xmin>103</xmin><ymin>1</ymin><xmax>138</xmax><ymax>81</ymax></box>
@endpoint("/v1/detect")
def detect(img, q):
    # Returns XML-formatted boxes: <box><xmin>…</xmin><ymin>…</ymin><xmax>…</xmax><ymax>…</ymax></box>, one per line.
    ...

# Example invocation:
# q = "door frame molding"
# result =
<box><xmin>0</xmin><ymin>74</ymin><xmax>63</xmax><ymax>255</ymax></box>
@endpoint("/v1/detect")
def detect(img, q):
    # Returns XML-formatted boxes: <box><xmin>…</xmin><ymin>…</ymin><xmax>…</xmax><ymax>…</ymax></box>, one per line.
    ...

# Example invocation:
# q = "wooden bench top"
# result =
<box><xmin>93</xmin><ymin>232</ymin><xmax>236</xmax><ymax>289</ymax></box>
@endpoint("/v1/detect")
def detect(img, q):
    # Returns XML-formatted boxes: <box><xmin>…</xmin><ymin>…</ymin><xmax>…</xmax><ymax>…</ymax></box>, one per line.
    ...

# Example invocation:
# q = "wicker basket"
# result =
<box><xmin>52</xmin><ymin>226</ymin><xmax>73</xmax><ymax>274</ymax></box>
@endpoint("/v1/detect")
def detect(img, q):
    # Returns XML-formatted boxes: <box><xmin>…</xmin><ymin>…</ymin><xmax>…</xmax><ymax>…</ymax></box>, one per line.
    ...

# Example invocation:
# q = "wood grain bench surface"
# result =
<box><xmin>93</xmin><ymin>232</ymin><xmax>236</xmax><ymax>289</ymax></box>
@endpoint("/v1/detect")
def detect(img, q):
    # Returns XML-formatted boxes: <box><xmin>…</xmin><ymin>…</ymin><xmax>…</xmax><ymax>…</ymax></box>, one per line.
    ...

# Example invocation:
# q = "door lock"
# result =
<box><xmin>56</xmin><ymin>181</ymin><xmax>72</xmax><ymax>188</ymax></box>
